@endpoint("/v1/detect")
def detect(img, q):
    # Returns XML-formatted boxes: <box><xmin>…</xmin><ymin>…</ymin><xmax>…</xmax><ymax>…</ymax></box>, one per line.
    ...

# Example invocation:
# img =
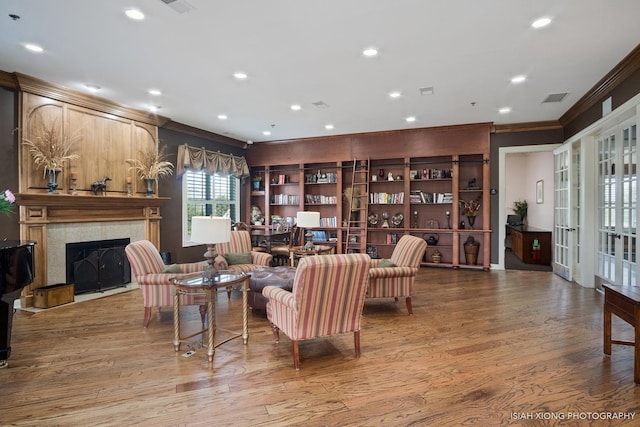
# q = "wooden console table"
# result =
<box><xmin>506</xmin><ymin>225</ymin><xmax>551</xmax><ymax>265</ymax></box>
<box><xmin>603</xmin><ymin>284</ymin><xmax>640</xmax><ymax>384</ymax></box>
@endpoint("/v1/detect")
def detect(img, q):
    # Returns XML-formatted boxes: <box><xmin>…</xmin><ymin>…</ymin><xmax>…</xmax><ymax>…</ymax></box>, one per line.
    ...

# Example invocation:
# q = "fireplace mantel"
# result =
<box><xmin>17</xmin><ymin>193</ymin><xmax>168</xmax><ymax>307</ymax></box>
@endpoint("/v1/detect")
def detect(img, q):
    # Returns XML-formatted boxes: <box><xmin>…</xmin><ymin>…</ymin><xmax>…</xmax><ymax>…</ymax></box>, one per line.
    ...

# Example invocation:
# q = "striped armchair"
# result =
<box><xmin>125</xmin><ymin>240</ymin><xmax>207</xmax><ymax>328</ymax></box>
<box><xmin>368</xmin><ymin>234</ymin><xmax>427</xmax><ymax>315</ymax></box>
<box><xmin>216</xmin><ymin>230</ymin><xmax>273</xmax><ymax>273</ymax></box>
<box><xmin>263</xmin><ymin>253</ymin><xmax>370</xmax><ymax>370</ymax></box>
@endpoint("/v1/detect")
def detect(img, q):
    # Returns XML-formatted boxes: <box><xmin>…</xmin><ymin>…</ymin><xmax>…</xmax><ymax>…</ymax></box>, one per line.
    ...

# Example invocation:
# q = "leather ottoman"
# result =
<box><xmin>248</xmin><ymin>266</ymin><xmax>296</xmax><ymax>311</ymax></box>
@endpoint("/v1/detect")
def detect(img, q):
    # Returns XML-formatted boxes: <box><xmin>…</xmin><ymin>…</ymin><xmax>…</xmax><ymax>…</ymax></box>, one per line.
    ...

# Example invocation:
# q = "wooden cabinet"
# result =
<box><xmin>508</xmin><ymin>225</ymin><xmax>552</xmax><ymax>265</ymax></box>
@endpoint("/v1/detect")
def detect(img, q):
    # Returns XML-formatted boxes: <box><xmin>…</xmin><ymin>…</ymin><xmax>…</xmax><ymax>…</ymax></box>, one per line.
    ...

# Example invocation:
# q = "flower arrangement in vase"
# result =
<box><xmin>22</xmin><ymin>118</ymin><xmax>81</xmax><ymax>193</ymax></box>
<box><xmin>459</xmin><ymin>197</ymin><xmax>481</xmax><ymax>229</ymax></box>
<box><xmin>0</xmin><ymin>189</ymin><xmax>16</xmax><ymax>215</ymax></box>
<box><xmin>126</xmin><ymin>144</ymin><xmax>174</xmax><ymax>197</ymax></box>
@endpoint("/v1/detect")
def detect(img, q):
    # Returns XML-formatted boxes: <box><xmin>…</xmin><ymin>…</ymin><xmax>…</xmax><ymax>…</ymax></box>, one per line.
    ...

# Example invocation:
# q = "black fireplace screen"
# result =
<box><xmin>65</xmin><ymin>238</ymin><xmax>131</xmax><ymax>294</ymax></box>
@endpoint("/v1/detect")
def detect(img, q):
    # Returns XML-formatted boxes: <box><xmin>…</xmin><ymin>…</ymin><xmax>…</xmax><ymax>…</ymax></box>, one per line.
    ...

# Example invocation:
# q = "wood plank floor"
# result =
<box><xmin>2</xmin><ymin>268</ymin><xmax>639</xmax><ymax>426</ymax></box>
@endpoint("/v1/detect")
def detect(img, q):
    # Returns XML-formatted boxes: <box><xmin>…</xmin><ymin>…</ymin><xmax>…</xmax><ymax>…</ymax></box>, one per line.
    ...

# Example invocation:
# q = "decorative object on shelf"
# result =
<box><xmin>366</xmin><ymin>245</ymin><xmax>378</xmax><ymax>258</ymax></box>
<box><xmin>459</xmin><ymin>197</ymin><xmax>481</xmax><ymax>229</ymax></box>
<box><xmin>126</xmin><ymin>176</ymin><xmax>132</xmax><ymax>197</ymax></box>
<box><xmin>464</xmin><ymin>178</ymin><xmax>481</xmax><ymax>190</ymax></box>
<box><xmin>396</xmin><ymin>175</ymin><xmax>402</xmax><ymax>180</ymax></box>
<box><xmin>46</xmin><ymin>169</ymin><xmax>61</xmax><ymax>194</ymax></box>
<box><xmin>90</xmin><ymin>176</ymin><xmax>111</xmax><ymax>196</ymax></box>
<box><xmin>425</xmin><ymin>234</ymin><xmax>439</xmax><ymax>246</ymax></box>
<box><xmin>460</xmin><ymin>220</ymin><xmax>465</xmax><ymax>229</ymax></box>
<box><xmin>250</xmin><ymin>205</ymin><xmax>264</xmax><ymax>225</ymax></box>
<box><xmin>409</xmin><ymin>170</ymin><xmax>418</xmax><ymax>180</ymax></box>
<box><xmin>343</xmin><ymin>187</ymin><xmax>361</xmax><ymax>208</ymax></box>
<box><xmin>368</xmin><ymin>212</ymin><xmax>380</xmax><ymax>227</ymax></box>
<box><xmin>0</xmin><ymin>189</ymin><xmax>16</xmax><ymax>215</ymax></box>
<box><xmin>464</xmin><ymin>236</ymin><xmax>480</xmax><ymax>265</ymax></box>
<box><xmin>412</xmin><ymin>210</ymin><xmax>418</xmax><ymax>228</ymax></box>
<box><xmin>69</xmin><ymin>171</ymin><xmax>78</xmax><ymax>195</ymax></box>
<box><xmin>378</xmin><ymin>168</ymin><xmax>385</xmax><ymax>179</ymax></box>
<box><xmin>513</xmin><ymin>199</ymin><xmax>528</xmax><ymax>224</ymax></box>
<box><xmin>126</xmin><ymin>144</ymin><xmax>174</xmax><ymax>197</ymax></box>
<box><xmin>445</xmin><ymin>211</ymin><xmax>451</xmax><ymax>229</ymax></box>
<box><xmin>387</xmin><ymin>172</ymin><xmax>394</xmax><ymax>181</ymax></box>
<box><xmin>22</xmin><ymin>117</ymin><xmax>81</xmax><ymax>193</ymax></box>
<box><xmin>371</xmin><ymin>174</ymin><xmax>377</xmax><ymax>182</ymax></box>
<box><xmin>190</xmin><ymin>216</ymin><xmax>231</xmax><ymax>282</ymax></box>
<box><xmin>252</xmin><ymin>175</ymin><xmax>262</xmax><ymax>190</ymax></box>
<box><xmin>427</xmin><ymin>218</ymin><xmax>440</xmax><ymax>229</ymax></box>
<box><xmin>431</xmin><ymin>249</ymin><xmax>442</xmax><ymax>264</ymax></box>
<box><xmin>297</xmin><ymin>211</ymin><xmax>320</xmax><ymax>251</ymax></box>
<box><xmin>381</xmin><ymin>212</ymin><xmax>390</xmax><ymax>228</ymax></box>
<box><xmin>391</xmin><ymin>212</ymin><xmax>404</xmax><ymax>227</ymax></box>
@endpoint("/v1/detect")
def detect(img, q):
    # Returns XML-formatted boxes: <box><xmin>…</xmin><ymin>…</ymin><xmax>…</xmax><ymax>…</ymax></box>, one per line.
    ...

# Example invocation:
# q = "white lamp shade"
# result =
<box><xmin>191</xmin><ymin>216</ymin><xmax>231</xmax><ymax>244</ymax></box>
<box><xmin>296</xmin><ymin>211</ymin><xmax>320</xmax><ymax>228</ymax></box>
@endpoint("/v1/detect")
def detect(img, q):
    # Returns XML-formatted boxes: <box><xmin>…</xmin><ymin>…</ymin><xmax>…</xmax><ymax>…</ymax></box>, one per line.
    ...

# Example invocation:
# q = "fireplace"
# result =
<box><xmin>66</xmin><ymin>238</ymin><xmax>131</xmax><ymax>294</ymax></box>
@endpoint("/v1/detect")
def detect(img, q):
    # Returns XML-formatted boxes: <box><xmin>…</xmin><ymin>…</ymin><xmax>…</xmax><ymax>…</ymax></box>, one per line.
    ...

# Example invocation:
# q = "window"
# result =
<box><xmin>183</xmin><ymin>170</ymin><xmax>239</xmax><ymax>245</ymax></box>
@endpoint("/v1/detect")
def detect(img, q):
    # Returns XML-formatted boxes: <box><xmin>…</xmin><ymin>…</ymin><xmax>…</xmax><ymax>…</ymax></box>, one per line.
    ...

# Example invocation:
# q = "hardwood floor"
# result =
<box><xmin>2</xmin><ymin>268</ymin><xmax>639</xmax><ymax>426</ymax></box>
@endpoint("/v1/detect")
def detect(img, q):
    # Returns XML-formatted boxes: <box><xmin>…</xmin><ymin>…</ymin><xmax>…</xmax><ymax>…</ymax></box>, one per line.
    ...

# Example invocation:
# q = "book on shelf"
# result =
<box><xmin>370</xmin><ymin>192</ymin><xmax>404</xmax><ymax>204</ymax></box>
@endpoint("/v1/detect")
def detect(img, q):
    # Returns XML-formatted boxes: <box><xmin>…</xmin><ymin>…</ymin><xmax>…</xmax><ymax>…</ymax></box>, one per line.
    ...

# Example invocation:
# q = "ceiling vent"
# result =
<box><xmin>419</xmin><ymin>86</ymin><xmax>434</xmax><ymax>96</ymax></box>
<box><xmin>160</xmin><ymin>0</ymin><xmax>194</xmax><ymax>13</ymax></box>
<box><xmin>312</xmin><ymin>101</ymin><xmax>329</xmax><ymax>109</ymax></box>
<box><xmin>542</xmin><ymin>92</ymin><xmax>569</xmax><ymax>103</ymax></box>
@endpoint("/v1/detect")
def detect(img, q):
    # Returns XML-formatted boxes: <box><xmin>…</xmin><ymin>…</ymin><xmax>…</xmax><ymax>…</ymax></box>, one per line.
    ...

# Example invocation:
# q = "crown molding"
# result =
<box><xmin>163</xmin><ymin>120</ymin><xmax>246</xmax><ymax>149</ymax></box>
<box><xmin>14</xmin><ymin>72</ymin><xmax>170</xmax><ymax>127</ymax></box>
<box><xmin>0</xmin><ymin>70</ymin><xmax>18</xmax><ymax>89</ymax></box>
<box><xmin>491</xmin><ymin>120</ymin><xmax>562</xmax><ymax>134</ymax></box>
<box><xmin>560</xmin><ymin>43</ymin><xmax>640</xmax><ymax>126</ymax></box>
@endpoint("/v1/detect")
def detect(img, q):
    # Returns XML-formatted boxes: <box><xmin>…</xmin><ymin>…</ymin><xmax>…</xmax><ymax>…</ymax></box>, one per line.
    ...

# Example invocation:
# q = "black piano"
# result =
<box><xmin>0</xmin><ymin>241</ymin><xmax>35</xmax><ymax>368</ymax></box>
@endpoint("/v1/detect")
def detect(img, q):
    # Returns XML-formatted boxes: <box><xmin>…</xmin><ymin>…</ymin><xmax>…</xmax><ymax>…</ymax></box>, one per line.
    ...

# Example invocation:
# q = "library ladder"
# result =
<box><xmin>344</xmin><ymin>159</ymin><xmax>370</xmax><ymax>254</ymax></box>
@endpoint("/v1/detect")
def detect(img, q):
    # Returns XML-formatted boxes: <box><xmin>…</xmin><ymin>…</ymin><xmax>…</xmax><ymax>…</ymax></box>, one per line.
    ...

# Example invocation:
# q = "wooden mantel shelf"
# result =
<box><xmin>17</xmin><ymin>193</ymin><xmax>169</xmax><ymax>224</ymax></box>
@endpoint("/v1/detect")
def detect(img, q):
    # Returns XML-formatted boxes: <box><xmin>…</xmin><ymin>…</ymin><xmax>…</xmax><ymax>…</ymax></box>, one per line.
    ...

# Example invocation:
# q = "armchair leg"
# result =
<box><xmin>143</xmin><ymin>307</ymin><xmax>152</xmax><ymax>328</ymax></box>
<box><xmin>292</xmin><ymin>340</ymin><xmax>300</xmax><ymax>370</ymax></box>
<box><xmin>405</xmin><ymin>297</ymin><xmax>413</xmax><ymax>315</ymax></box>
<box><xmin>199</xmin><ymin>305</ymin><xmax>206</xmax><ymax>328</ymax></box>
<box><xmin>271</xmin><ymin>323</ymin><xmax>280</xmax><ymax>343</ymax></box>
<box><xmin>354</xmin><ymin>330</ymin><xmax>361</xmax><ymax>358</ymax></box>
<box><xmin>226</xmin><ymin>286</ymin><xmax>232</xmax><ymax>300</ymax></box>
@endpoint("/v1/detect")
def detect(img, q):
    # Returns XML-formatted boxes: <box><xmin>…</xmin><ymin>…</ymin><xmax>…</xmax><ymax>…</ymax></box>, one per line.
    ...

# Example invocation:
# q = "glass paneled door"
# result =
<box><xmin>553</xmin><ymin>143</ymin><xmax>577</xmax><ymax>281</ymax></box>
<box><xmin>597</xmin><ymin>121</ymin><xmax>637</xmax><ymax>287</ymax></box>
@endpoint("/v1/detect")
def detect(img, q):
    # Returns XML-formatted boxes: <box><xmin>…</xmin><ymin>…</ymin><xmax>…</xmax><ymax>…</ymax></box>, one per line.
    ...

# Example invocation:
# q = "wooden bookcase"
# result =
<box><xmin>246</xmin><ymin>123</ymin><xmax>491</xmax><ymax>270</ymax></box>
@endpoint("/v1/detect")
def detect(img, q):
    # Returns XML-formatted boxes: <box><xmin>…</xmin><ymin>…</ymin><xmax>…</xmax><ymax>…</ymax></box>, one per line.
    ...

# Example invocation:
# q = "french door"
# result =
<box><xmin>596</xmin><ymin>120</ymin><xmax>637</xmax><ymax>287</ymax></box>
<box><xmin>553</xmin><ymin>143</ymin><xmax>577</xmax><ymax>281</ymax></box>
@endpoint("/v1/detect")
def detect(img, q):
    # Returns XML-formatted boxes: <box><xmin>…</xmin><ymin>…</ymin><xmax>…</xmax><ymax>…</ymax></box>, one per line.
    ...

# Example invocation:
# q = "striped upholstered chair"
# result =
<box><xmin>216</xmin><ymin>230</ymin><xmax>273</xmax><ymax>273</ymax></box>
<box><xmin>125</xmin><ymin>240</ymin><xmax>207</xmax><ymax>328</ymax></box>
<box><xmin>263</xmin><ymin>253</ymin><xmax>370</xmax><ymax>370</ymax></box>
<box><xmin>367</xmin><ymin>234</ymin><xmax>427</xmax><ymax>315</ymax></box>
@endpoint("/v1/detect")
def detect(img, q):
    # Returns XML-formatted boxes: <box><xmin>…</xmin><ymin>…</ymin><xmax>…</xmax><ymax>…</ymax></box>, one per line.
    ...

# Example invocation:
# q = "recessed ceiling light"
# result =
<box><xmin>362</xmin><ymin>47</ymin><xmax>378</xmax><ymax>57</ymax></box>
<box><xmin>217</xmin><ymin>114</ymin><xmax>228</xmax><ymax>120</ymax></box>
<box><xmin>262</xmin><ymin>131</ymin><xmax>271</xmax><ymax>136</ymax></box>
<box><xmin>511</xmin><ymin>75</ymin><xmax>526</xmax><ymax>84</ymax></box>
<box><xmin>148</xmin><ymin>89</ymin><xmax>162</xmax><ymax>96</ymax></box>
<box><xmin>125</xmin><ymin>9</ymin><xmax>145</xmax><ymax>20</ymax></box>
<box><xmin>531</xmin><ymin>17</ymin><xmax>551</xmax><ymax>28</ymax></box>
<box><xmin>24</xmin><ymin>43</ymin><xmax>43</xmax><ymax>53</ymax></box>
<box><xmin>499</xmin><ymin>107</ymin><xmax>511</xmax><ymax>114</ymax></box>
<box><xmin>389</xmin><ymin>91</ymin><xmax>401</xmax><ymax>98</ymax></box>
<box><xmin>325</xmin><ymin>124</ymin><xmax>334</xmax><ymax>130</ymax></box>
<box><xmin>233</xmin><ymin>72</ymin><xmax>248</xmax><ymax>80</ymax></box>
<box><xmin>405</xmin><ymin>116</ymin><xmax>416</xmax><ymax>123</ymax></box>
<box><xmin>290</xmin><ymin>104</ymin><xmax>301</xmax><ymax>111</ymax></box>
<box><xmin>85</xmin><ymin>84</ymin><xmax>101</xmax><ymax>93</ymax></box>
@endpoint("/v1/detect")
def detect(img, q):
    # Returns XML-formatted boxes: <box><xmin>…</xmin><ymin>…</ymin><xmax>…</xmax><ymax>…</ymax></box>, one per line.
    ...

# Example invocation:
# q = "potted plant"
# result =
<box><xmin>126</xmin><ymin>145</ymin><xmax>174</xmax><ymax>197</ymax></box>
<box><xmin>513</xmin><ymin>199</ymin><xmax>528</xmax><ymax>224</ymax></box>
<box><xmin>22</xmin><ymin>118</ymin><xmax>80</xmax><ymax>193</ymax></box>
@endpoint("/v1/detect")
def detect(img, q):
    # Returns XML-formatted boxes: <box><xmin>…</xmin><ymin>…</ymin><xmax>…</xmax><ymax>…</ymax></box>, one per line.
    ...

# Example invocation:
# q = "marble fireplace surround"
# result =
<box><xmin>17</xmin><ymin>193</ymin><xmax>168</xmax><ymax>307</ymax></box>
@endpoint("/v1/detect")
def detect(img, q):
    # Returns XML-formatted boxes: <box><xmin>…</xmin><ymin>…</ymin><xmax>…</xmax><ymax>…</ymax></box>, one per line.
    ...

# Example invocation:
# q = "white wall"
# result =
<box><xmin>505</xmin><ymin>151</ymin><xmax>554</xmax><ymax>231</ymax></box>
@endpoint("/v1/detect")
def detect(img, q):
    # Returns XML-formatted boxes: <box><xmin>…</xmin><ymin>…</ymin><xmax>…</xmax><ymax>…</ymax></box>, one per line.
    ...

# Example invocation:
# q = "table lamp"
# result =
<box><xmin>191</xmin><ymin>216</ymin><xmax>231</xmax><ymax>280</ymax></box>
<box><xmin>297</xmin><ymin>211</ymin><xmax>320</xmax><ymax>251</ymax></box>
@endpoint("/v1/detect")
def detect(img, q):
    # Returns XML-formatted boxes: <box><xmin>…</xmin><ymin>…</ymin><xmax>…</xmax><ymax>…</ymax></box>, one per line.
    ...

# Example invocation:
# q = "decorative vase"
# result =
<box><xmin>431</xmin><ymin>249</ymin><xmax>442</xmax><ymax>264</ymax></box>
<box><xmin>46</xmin><ymin>169</ymin><xmax>61</xmax><ymax>194</ymax></box>
<box><xmin>464</xmin><ymin>236</ymin><xmax>480</xmax><ymax>265</ymax></box>
<box><xmin>466</xmin><ymin>215</ymin><xmax>476</xmax><ymax>229</ymax></box>
<box><xmin>144</xmin><ymin>178</ymin><xmax>156</xmax><ymax>197</ymax></box>
<box><xmin>252</xmin><ymin>179</ymin><xmax>261</xmax><ymax>191</ymax></box>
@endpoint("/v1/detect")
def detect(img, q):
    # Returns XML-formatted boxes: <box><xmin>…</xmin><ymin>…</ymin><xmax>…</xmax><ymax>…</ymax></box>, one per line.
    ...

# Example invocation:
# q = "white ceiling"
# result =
<box><xmin>1</xmin><ymin>0</ymin><xmax>640</xmax><ymax>144</ymax></box>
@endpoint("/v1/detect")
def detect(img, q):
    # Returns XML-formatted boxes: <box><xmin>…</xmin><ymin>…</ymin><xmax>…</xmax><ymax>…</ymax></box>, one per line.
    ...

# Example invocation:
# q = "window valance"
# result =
<box><xmin>177</xmin><ymin>144</ymin><xmax>249</xmax><ymax>179</ymax></box>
